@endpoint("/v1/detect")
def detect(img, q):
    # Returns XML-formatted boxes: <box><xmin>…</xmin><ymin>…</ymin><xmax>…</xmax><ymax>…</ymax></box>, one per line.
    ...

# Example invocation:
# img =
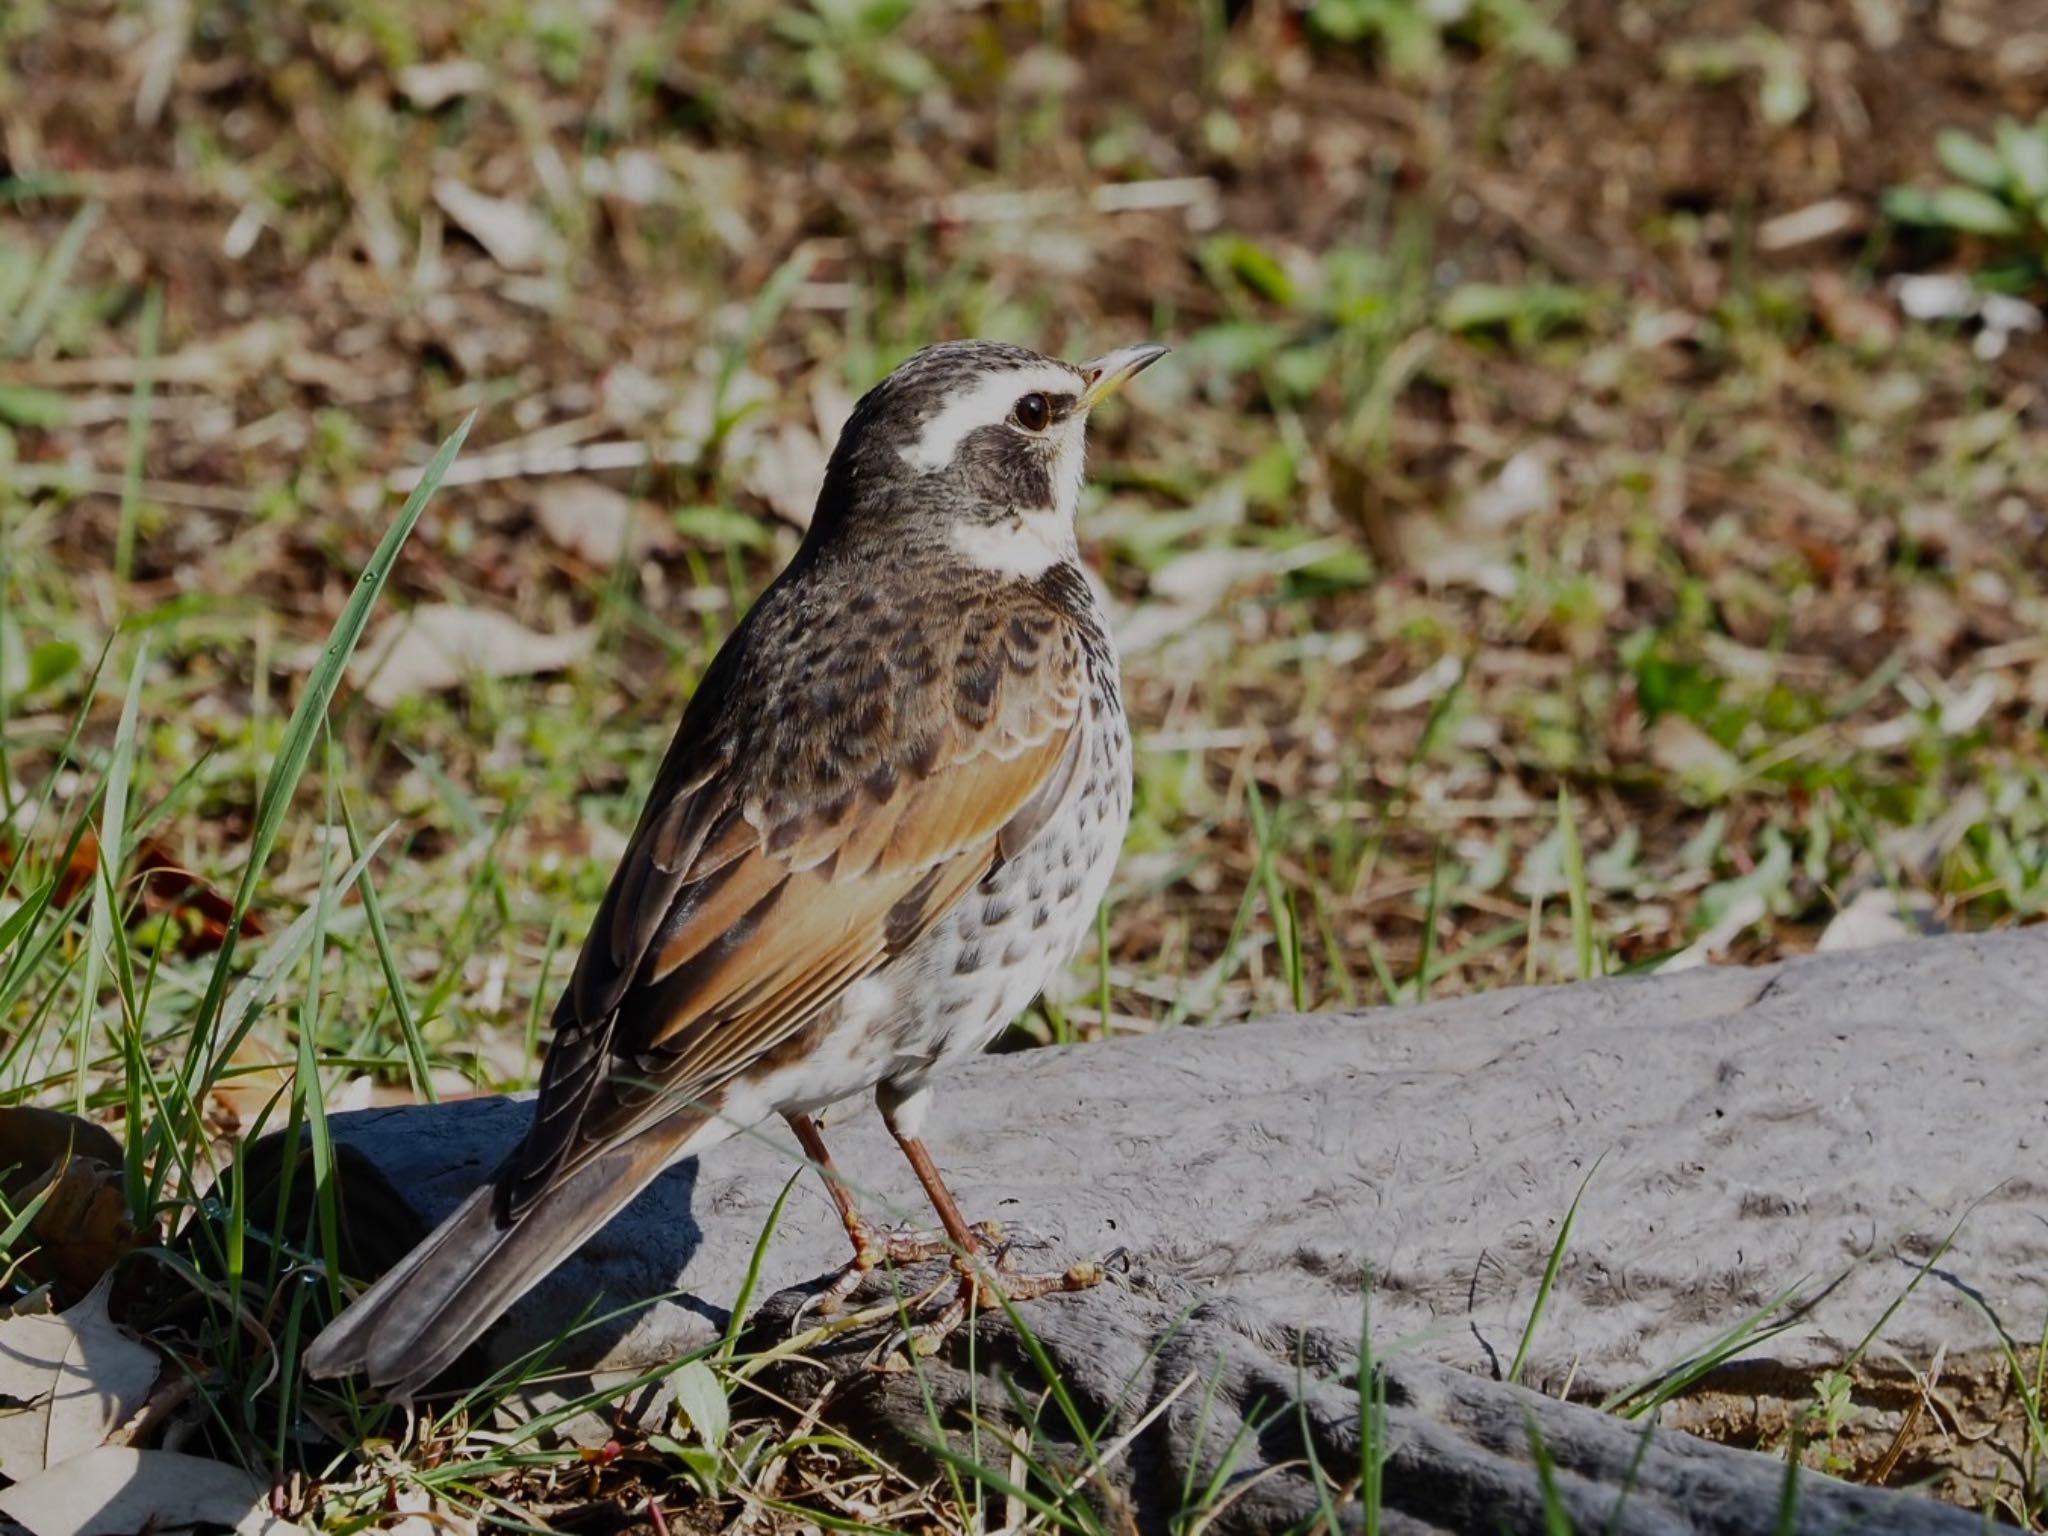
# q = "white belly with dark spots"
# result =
<box><xmin>886</xmin><ymin>706</ymin><xmax>1131</xmax><ymax>1075</ymax></box>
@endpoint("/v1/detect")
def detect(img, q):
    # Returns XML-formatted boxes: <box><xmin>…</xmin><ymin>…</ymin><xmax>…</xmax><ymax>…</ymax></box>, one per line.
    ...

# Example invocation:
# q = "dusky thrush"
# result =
<box><xmin>303</xmin><ymin>338</ymin><xmax>1166</xmax><ymax>1399</ymax></box>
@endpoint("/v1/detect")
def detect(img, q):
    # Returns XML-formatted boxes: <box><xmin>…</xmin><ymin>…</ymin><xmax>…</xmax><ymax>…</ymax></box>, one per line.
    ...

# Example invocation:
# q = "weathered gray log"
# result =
<box><xmin>266</xmin><ymin>930</ymin><xmax>2048</xmax><ymax>1532</ymax></box>
<box><xmin>732</xmin><ymin>1266</ymin><xmax>2003</xmax><ymax>1535</ymax></box>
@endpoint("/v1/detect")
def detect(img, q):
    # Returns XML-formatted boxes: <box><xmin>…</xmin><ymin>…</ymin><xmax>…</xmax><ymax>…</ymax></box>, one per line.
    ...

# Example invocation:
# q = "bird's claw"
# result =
<box><xmin>865</xmin><ymin>1250</ymin><xmax>1110</xmax><ymax>1368</ymax></box>
<box><xmin>796</xmin><ymin>1219</ymin><xmax>1006</xmax><ymax>1332</ymax></box>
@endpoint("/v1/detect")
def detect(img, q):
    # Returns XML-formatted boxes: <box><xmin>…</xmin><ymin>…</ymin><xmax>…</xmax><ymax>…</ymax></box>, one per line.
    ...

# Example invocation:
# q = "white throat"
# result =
<box><xmin>950</xmin><ymin>505</ymin><xmax>1077</xmax><ymax>579</ymax></box>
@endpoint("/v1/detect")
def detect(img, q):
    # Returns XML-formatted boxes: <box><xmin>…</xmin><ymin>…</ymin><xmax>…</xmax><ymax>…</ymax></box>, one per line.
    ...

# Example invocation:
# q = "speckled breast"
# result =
<box><xmin>896</xmin><ymin>677</ymin><xmax>1132</xmax><ymax>1072</ymax></box>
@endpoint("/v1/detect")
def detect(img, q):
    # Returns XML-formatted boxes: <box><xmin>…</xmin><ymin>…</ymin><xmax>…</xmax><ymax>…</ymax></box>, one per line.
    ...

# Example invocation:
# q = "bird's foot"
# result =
<box><xmin>871</xmin><ymin>1239</ymin><xmax>1128</xmax><ymax>1366</ymax></box>
<box><xmin>796</xmin><ymin>1219</ymin><xmax>1004</xmax><ymax>1327</ymax></box>
<box><xmin>951</xmin><ymin>1253</ymin><xmax>1107</xmax><ymax>1313</ymax></box>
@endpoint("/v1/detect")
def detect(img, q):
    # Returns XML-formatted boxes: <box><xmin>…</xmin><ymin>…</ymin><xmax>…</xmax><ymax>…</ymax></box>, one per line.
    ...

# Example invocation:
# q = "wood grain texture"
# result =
<box><xmin>275</xmin><ymin>929</ymin><xmax>2048</xmax><ymax>1529</ymax></box>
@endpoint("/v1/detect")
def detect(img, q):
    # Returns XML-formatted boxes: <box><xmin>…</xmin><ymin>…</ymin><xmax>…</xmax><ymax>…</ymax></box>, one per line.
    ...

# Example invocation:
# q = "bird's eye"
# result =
<box><xmin>1012</xmin><ymin>392</ymin><xmax>1051</xmax><ymax>432</ymax></box>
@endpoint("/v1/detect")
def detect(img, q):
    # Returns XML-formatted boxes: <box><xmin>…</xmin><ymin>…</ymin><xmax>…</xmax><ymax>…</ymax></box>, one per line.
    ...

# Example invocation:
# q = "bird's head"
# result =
<box><xmin>809</xmin><ymin>338</ymin><xmax>1168</xmax><ymax>577</ymax></box>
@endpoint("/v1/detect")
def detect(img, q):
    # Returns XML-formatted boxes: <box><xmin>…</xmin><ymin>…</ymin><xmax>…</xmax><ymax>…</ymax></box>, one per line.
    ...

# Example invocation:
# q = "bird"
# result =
<box><xmin>302</xmin><ymin>337</ymin><xmax>1167</xmax><ymax>1400</ymax></box>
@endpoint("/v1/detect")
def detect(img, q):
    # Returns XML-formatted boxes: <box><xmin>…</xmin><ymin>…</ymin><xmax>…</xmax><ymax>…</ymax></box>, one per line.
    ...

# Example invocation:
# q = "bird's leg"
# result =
<box><xmin>786</xmin><ymin>1112</ymin><xmax>956</xmax><ymax>1317</ymax></box>
<box><xmin>886</xmin><ymin>1123</ymin><xmax>985</xmax><ymax>1259</ymax></box>
<box><xmin>880</xmin><ymin>1088</ymin><xmax>1103</xmax><ymax>1350</ymax></box>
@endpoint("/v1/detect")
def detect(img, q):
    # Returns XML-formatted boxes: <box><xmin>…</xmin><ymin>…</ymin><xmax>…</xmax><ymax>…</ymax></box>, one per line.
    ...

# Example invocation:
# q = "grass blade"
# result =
<box><xmin>114</xmin><ymin>283</ymin><xmax>163</xmax><ymax>584</ymax></box>
<box><xmin>1509</xmin><ymin>1153</ymin><xmax>1603</xmax><ymax>1386</ymax></box>
<box><xmin>178</xmin><ymin>412</ymin><xmax>475</xmax><ymax>1101</ymax></box>
<box><xmin>6</xmin><ymin>200</ymin><xmax>100</xmax><ymax>358</ymax></box>
<box><xmin>1557</xmin><ymin>787</ymin><xmax>1597</xmax><ymax>981</ymax></box>
<box><xmin>78</xmin><ymin>640</ymin><xmax>148</xmax><ymax>1110</ymax></box>
<box><xmin>336</xmin><ymin>789</ymin><xmax>434</xmax><ymax>1103</ymax></box>
<box><xmin>719</xmin><ymin>1169</ymin><xmax>800</xmax><ymax>1363</ymax></box>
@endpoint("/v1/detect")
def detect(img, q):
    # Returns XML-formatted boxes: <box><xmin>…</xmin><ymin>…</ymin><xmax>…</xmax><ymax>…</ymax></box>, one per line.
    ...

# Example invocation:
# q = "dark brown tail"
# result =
<box><xmin>301</xmin><ymin>1110</ymin><xmax>710</xmax><ymax>1401</ymax></box>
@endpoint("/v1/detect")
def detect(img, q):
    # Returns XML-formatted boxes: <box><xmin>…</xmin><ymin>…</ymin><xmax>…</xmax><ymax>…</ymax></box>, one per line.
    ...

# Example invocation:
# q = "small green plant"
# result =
<box><xmin>1662</xmin><ymin>28</ymin><xmax>1811</xmax><ymax>128</ymax></box>
<box><xmin>773</xmin><ymin>0</ymin><xmax>936</xmax><ymax>104</ymax></box>
<box><xmin>1437</xmin><ymin>280</ymin><xmax>1587</xmax><ymax>345</ymax></box>
<box><xmin>1885</xmin><ymin>115</ymin><xmax>2048</xmax><ymax>286</ymax></box>
<box><xmin>1306</xmin><ymin>0</ymin><xmax>1572</xmax><ymax>78</ymax></box>
<box><xmin>1798</xmin><ymin>1367</ymin><xmax>1856</xmax><ymax>1475</ymax></box>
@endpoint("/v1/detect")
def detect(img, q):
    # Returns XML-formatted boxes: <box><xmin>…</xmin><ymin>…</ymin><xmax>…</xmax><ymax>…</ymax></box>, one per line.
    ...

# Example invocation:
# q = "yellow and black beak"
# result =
<box><xmin>1078</xmin><ymin>342</ymin><xmax>1171</xmax><ymax>411</ymax></box>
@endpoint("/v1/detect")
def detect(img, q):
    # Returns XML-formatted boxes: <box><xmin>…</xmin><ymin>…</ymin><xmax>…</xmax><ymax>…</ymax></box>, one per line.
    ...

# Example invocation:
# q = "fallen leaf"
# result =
<box><xmin>27</xmin><ymin>829</ymin><xmax>261</xmax><ymax>955</ymax></box>
<box><xmin>206</xmin><ymin>1039</ymin><xmax>294</xmax><ymax>1139</ymax></box>
<box><xmin>133</xmin><ymin>838</ymin><xmax>263</xmax><ymax>955</ymax></box>
<box><xmin>36</xmin><ymin>829</ymin><xmax>102</xmax><ymax>910</ymax></box>
<box><xmin>662</xmin><ymin>364</ymin><xmax>775</xmax><ymax>464</ymax></box>
<box><xmin>0</xmin><ymin>1278</ymin><xmax>158</xmax><ymax>1479</ymax></box>
<box><xmin>1757</xmin><ymin>197</ymin><xmax>1861</xmax><ymax>253</ymax></box>
<box><xmin>1379</xmin><ymin>654</ymin><xmax>1465</xmax><ymax>713</ymax></box>
<box><xmin>1646</xmin><ymin>715</ymin><xmax>1741</xmax><ymax>799</ymax></box>
<box><xmin>0</xmin><ymin>1446</ymin><xmax>306</xmax><ymax>1535</ymax></box>
<box><xmin>326</xmin><ymin>1076</ymin><xmax>377</xmax><ymax>1114</ymax></box>
<box><xmin>1464</xmin><ymin>448</ymin><xmax>1555</xmax><ymax>529</ymax></box>
<box><xmin>1658</xmin><ymin>890</ymin><xmax>1768</xmax><ymax>972</ymax></box>
<box><xmin>580</xmin><ymin>148</ymin><xmax>673</xmax><ymax>208</ymax></box>
<box><xmin>740</xmin><ymin>374</ymin><xmax>856</xmax><ymax>529</ymax></box>
<box><xmin>1890</xmin><ymin>273</ymin><xmax>2044</xmax><ymax>360</ymax></box>
<box><xmin>742</xmin><ymin>421</ymin><xmax>829</xmax><ymax>528</ymax></box>
<box><xmin>531</xmin><ymin>478</ymin><xmax>671</xmax><ymax>566</ymax></box>
<box><xmin>397</xmin><ymin>59</ymin><xmax>489</xmax><ymax>109</ymax></box>
<box><xmin>432</xmin><ymin>179</ymin><xmax>558</xmax><ymax>271</ymax></box>
<box><xmin>1935</xmin><ymin>672</ymin><xmax>2002</xmax><ymax>736</ymax></box>
<box><xmin>1892</xmin><ymin>271</ymin><xmax>1977</xmax><ymax>322</ymax></box>
<box><xmin>0</xmin><ymin>1107</ymin><xmax>152</xmax><ymax>1301</ymax></box>
<box><xmin>1810</xmin><ymin>271</ymin><xmax>1897</xmax><ymax>352</ymax></box>
<box><xmin>384</xmin><ymin>1483</ymin><xmax>479</xmax><ymax>1536</ymax></box>
<box><xmin>351</xmin><ymin>606</ymin><xmax>594</xmax><ymax>708</ymax></box>
<box><xmin>12</xmin><ymin>1157</ymin><xmax>154</xmax><ymax>1303</ymax></box>
<box><xmin>1113</xmin><ymin>599</ymin><xmax>1207</xmax><ymax>658</ymax></box>
<box><xmin>1817</xmin><ymin>887</ymin><xmax>1945</xmax><ymax>952</ymax></box>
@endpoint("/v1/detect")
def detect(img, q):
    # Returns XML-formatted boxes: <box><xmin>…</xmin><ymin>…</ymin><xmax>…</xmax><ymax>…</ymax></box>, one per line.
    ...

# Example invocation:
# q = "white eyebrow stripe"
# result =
<box><xmin>898</xmin><ymin>364</ymin><xmax>1080</xmax><ymax>473</ymax></box>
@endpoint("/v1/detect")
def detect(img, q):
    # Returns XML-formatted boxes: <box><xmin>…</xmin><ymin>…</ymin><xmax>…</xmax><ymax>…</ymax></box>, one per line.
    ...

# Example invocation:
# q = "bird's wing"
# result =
<box><xmin>502</xmin><ymin>587</ymin><xmax>1090</xmax><ymax>1218</ymax></box>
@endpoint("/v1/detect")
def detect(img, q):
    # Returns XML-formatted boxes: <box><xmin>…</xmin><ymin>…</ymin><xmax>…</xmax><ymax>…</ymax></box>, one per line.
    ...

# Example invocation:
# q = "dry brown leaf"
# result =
<box><xmin>351</xmin><ymin>605</ymin><xmax>594</xmax><ymax>708</ymax></box>
<box><xmin>1811</xmin><ymin>270</ymin><xmax>1898</xmax><ymax>352</ymax></box>
<box><xmin>12</xmin><ymin>1158</ymin><xmax>154</xmax><ymax>1303</ymax></box>
<box><xmin>741</xmin><ymin>374</ymin><xmax>857</xmax><ymax>529</ymax></box>
<box><xmin>28</xmin><ymin>829</ymin><xmax>262</xmax><ymax>955</ymax></box>
<box><xmin>133</xmin><ymin>838</ymin><xmax>264</xmax><ymax>954</ymax></box>
<box><xmin>0</xmin><ymin>1107</ymin><xmax>152</xmax><ymax>1302</ymax></box>
<box><xmin>0</xmin><ymin>1278</ymin><xmax>159</xmax><ymax>1479</ymax></box>
<box><xmin>0</xmin><ymin>1445</ymin><xmax>306</xmax><ymax>1535</ymax></box>
<box><xmin>743</xmin><ymin>421</ymin><xmax>830</xmax><ymax>528</ymax></box>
